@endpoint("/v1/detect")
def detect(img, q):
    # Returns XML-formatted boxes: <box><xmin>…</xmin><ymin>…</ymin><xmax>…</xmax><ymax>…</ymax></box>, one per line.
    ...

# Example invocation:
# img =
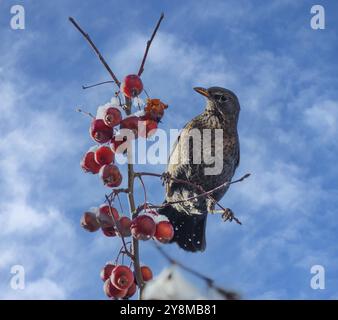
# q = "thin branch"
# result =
<box><xmin>123</xmin><ymin>98</ymin><xmax>145</xmax><ymax>299</ymax></box>
<box><xmin>167</xmin><ymin>174</ymin><xmax>250</xmax><ymax>206</ymax></box>
<box><xmin>154</xmin><ymin>243</ymin><xmax>240</xmax><ymax>300</ymax></box>
<box><xmin>135</xmin><ymin>172</ymin><xmax>250</xmax><ymax>225</ymax></box>
<box><xmin>115</xmin><ymin>246</ymin><xmax>126</xmax><ymax>265</ymax></box>
<box><xmin>137</xmin><ymin>175</ymin><xmax>148</xmax><ymax>205</ymax></box>
<box><xmin>105</xmin><ymin>195</ymin><xmax>134</xmax><ymax>259</ymax></box>
<box><xmin>145</xmin><ymin>203</ymin><xmax>238</xmax><ymax>218</ymax></box>
<box><xmin>106</xmin><ymin>188</ymin><xmax>129</xmax><ymax>203</ymax></box>
<box><xmin>69</xmin><ymin>17</ymin><xmax>121</xmax><ymax>87</ymax></box>
<box><xmin>76</xmin><ymin>108</ymin><xmax>95</xmax><ymax>119</ymax></box>
<box><xmin>154</xmin><ymin>243</ymin><xmax>211</xmax><ymax>282</ymax></box>
<box><xmin>115</xmin><ymin>193</ymin><xmax>125</xmax><ymax>215</ymax></box>
<box><xmin>210</xmin><ymin>209</ymin><xmax>231</xmax><ymax>214</ymax></box>
<box><xmin>82</xmin><ymin>80</ymin><xmax>115</xmax><ymax>90</ymax></box>
<box><xmin>138</xmin><ymin>13</ymin><xmax>164</xmax><ymax>76</ymax></box>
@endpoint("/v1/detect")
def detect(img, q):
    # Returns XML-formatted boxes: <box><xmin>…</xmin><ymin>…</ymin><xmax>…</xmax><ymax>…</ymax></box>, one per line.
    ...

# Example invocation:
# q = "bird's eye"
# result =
<box><xmin>214</xmin><ymin>94</ymin><xmax>228</xmax><ymax>102</ymax></box>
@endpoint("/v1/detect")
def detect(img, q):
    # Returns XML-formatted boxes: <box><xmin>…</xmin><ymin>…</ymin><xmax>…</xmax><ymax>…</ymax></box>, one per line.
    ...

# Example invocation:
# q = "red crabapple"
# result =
<box><xmin>101</xmin><ymin>226</ymin><xmax>116</xmax><ymax>237</ymax></box>
<box><xmin>140</xmin><ymin>266</ymin><xmax>153</xmax><ymax>282</ymax></box>
<box><xmin>155</xmin><ymin>221</ymin><xmax>174</xmax><ymax>243</ymax></box>
<box><xmin>103</xmin><ymin>279</ymin><xmax>127</xmax><ymax>299</ymax></box>
<box><xmin>99</xmin><ymin>164</ymin><xmax>122</xmax><ymax>188</ymax></box>
<box><xmin>103</xmin><ymin>107</ymin><xmax>122</xmax><ymax>128</ymax></box>
<box><xmin>80</xmin><ymin>151</ymin><xmax>101</xmax><ymax>174</ymax></box>
<box><xmin>94</xmin><ymin>146</ymin><xmax>114</xmax><ymax>166</ymax></box>
<box><xmin>90</xmin><ymin>119</ymin><xmax>113</xmax><ymax>144</ymax></box>
<box><xmin>100</xmin><ymin>263</ymin><xmax>116</xmax><ymax>281</ymax></box>
<box><xmin>96</xmin><ymin>204</ymin><xmax>119</xmax><ymax>228</ymax></box>
<box><xmin>120</xmin><ymin>116</ymin><xmax>140</xmax><ymax>138</ymax></box>
<box><xmin>138</xmin><ymin>119</ymin><xmax>158</xmax><ymax>138</ymax></box>
<box><xmin>117</xmin><ymin>216</ymin><xmax>132</xmax><ymax>237</ymax></box>
<box><xmin>111</xmin><ymin>135</ymin><xmax>129</xmax><ymax>154</ymax></box>
<box><xmin>144</xmin><ymin>98</ymin><xmax>168</xmax><ymax>122</ymax></box>
<box><xmin>80</xmin><ymin>211</ymin><xmax>100</xmax><ymax>232</ymax></box>
<box><xmin>123</xmin><ymin>282</ymin><xmax>137</xmax><ymax>299</ymax></box>
<box><xmin>111</xmin><ymin>265</ymin><xmax>134</xmax><ymax>290</ymax></box>
<box><xmin>121</xmin><ymin>74</ymin><xmax>143</xmax><ymax>98</ymax></box>
<box><xmin>131</xmin><ymin>215</ymin><xmax>156</xmax><ymax>240</ymax></box>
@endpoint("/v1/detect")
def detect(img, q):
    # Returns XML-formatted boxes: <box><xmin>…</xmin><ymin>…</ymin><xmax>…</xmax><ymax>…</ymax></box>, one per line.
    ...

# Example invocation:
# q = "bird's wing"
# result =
<box><xmin>167</xmin><ymin>119</ymin><xmax>190</xmax><ymax>164</ymax></box>
<box><xmin>168</xmin><ymin>131</ymin><xmax>181</xmax><ymax>165</ymax></box>
<box><xmin>167</xmin><ymin>113</ymin><xmax>204</xmax><ymax>168</ymax></box>
<box><xmin>235</xmin><ymin>138</ymin><xmax>240</xmax><ymax>168</ymax></box>
<box><xmin>165</xmin><ymin>115</ymin><xmax>205</xmax><ymax>199</ymax></box>
<box><xmin>165</xmin><ymin>128</ymin><xmax>184</xmax><ymax>199</ymax></box>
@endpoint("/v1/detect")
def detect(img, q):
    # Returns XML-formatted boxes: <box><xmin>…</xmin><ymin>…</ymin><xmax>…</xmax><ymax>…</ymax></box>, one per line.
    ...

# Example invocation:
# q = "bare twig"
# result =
<box><xmin>106</xmin><ymin>188</ymin><xmax>129</xmax><ymax>203</ymax></box>
<box><xmin>154</xmin><ymin>243</ymin><xmax>240</xmax><ymax>300</ymax></box>
<box><xmin>137</xmin><ymin>175</ymin><xmax>148</xmax><ymax>205</ymax></box>
<box><xmin>155</xmin><ymin>243</ymin><xmax>212</xmax><ymax>282</ymax></box>
<box><xmin>82</xmin><ymin>80</ymin><xmax>115</xmax><ymax>90</ymax></box>
<box><xmin>69</xmin><ymin>17</ymin><xmax>121</xmax><ymax>87</ymax></box>
<box><xmin>123</xmin><ymin>99</ymin><xmax>145</xmax><ymax>298</ymax></box>
<box><xmin>165</xmin><ymin>174</ymin><xmax>250</xmax><ymax>206</ymax></box>
<box><xmin>138</xmin><ymin>13</ymin><xmax>164</xmax><ymax>76</ymax></box>
<box><xmin>105</xmin><ymin>195</ymin><xmax>134</xmax><ymax>259</ymax></box>
<box><xmin>115</xmin><ymin>193</ymin><xmax>125</xmax><ymax>215</ymax></box>
<box><xmin>76</xmin><ymin>108</ymin><xmax>95</xmax><ymax>119</ymax></box>
<box><xmin>135</xmin><ymin>171</ymin><xmax>250</xmax><ymax>224</ymax></box>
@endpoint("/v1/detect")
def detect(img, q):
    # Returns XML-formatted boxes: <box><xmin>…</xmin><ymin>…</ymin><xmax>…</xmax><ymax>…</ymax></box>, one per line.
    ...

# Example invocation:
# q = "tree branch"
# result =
<box><xmin>138</xmin><ymin>13</ymin><xmax>164</xmax><ymax>76</ymax></box>
<box><xmin>135</xmin><ymin>172</ymin><xmax>250</xmax><ymax>225</ymax></box>
<box><xmin>76</xmin><ymin>108</ymin><xmax>95</xmax><ymax>119</ymax></box>
<box><xmin>154</xmin><ymin>243</ymin><xmax>240</xmax><ymax>300</ymax></box>
<box><xmin>69</xmin><ymin>17</ymin><xmax>121</xmax><ymax>87</ymax></box>
<box><xmin>106</xmin><ymin>188</ymin><xmax>129</xmax><ymax>203</ymax></box>
<box><xmin>123</xmin><ymin>99</ymin><xmax>145</xmax><ymax>299</ymax></box>
<box><xmin>82</xmin><ymin>80</ymin><xmax>115</xmax><ymax>90</ymax></box>
<box><xmin>105</xmin><ymin>195</ymin><xmax>134</xmax><ymax>259</ymax></box>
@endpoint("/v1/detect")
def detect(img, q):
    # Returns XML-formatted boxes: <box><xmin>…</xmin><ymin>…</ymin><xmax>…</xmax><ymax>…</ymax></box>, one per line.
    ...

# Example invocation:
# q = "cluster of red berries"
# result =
<box><xmin>81</xmin><ymin>206</ymin><xmax>174</xmax><ymax>244</ymax></box>
<box><xmin>79</xmin><ymin>74</ymin><xmax>172</xmax><ymax>299</ymax></box>
<box><xmin>131</xmin><ymin>209</ymin><xmax>174</xmax><ymax>243</ymax></box>
<box><xmin>81</xmin><ymin>205</ymin><xmax>174</xmax><ymax>299</ymax></box>
<box><xmin>80</xmin><ymin>74</ymin><xmax>168</xmax><ymax>189</ymax></box>
<box><xmin>81</xmin><ymin>205</ymin><xmax>131</xmax><ymax>237</ymax></box>
<box><xmin>101</xmin><ymin>263</ymin><xmax>153</xmax><ymax>299</ymax></box>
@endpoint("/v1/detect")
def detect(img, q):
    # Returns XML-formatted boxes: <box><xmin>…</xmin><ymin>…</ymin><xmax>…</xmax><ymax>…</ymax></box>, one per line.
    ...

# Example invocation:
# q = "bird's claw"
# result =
<box><xmin>222</xmin><ymin>208</ymin><xmax>242</xmax><ymax>225</ymax></box>
<box><xmin>161</xmin><ymin>172</ymin><xmax>172</xmax><ymax>185</ymax></box>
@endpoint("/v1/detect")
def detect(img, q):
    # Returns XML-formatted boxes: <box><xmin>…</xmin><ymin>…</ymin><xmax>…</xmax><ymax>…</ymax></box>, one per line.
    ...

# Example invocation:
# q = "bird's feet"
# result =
<box><xmin>161</xmin><ymin>171</ymin><xmax>172</xmax><ymax>185</ymax></box>
<box><xmin>222</xmin><ymin>208</ymin><xmax>242</xmax><ymax>225</ymax></box>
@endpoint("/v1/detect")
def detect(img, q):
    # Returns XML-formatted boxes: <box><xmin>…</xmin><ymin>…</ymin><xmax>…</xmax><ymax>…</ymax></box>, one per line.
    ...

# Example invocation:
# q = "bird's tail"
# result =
<box><xmin>158</xmin><ymin>204</ymin><xmax>207</xmax><ymax>252</ymax></box>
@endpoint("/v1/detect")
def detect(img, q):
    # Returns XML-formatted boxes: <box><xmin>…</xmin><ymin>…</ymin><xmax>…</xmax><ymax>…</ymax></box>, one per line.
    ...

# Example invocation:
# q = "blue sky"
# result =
<box><xmin>0</xmin><ymin>0</ymin><xmax>338</xmax><ymax>299</ymax></box>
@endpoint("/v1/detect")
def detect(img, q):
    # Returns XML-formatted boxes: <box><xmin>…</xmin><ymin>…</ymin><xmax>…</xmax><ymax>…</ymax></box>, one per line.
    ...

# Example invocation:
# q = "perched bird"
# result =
<box><xmin>159</xmin><ymin>86</ymin><xmax>240</xmax><ymax>252</ymax></box>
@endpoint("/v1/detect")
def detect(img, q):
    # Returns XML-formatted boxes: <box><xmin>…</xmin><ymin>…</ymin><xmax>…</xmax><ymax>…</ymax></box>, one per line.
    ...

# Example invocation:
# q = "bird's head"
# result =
<box><xmin>194</xmin><ymin>86</ymin><xmax>240</xmax><ymax>120</ymax></box>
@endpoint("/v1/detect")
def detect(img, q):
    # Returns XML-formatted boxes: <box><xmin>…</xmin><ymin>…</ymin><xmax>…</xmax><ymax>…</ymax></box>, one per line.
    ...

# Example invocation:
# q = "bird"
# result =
<box><xmin>158</xmin><ymin>86</ymin><xmax>240</xmax><ymax>252</ymax></box>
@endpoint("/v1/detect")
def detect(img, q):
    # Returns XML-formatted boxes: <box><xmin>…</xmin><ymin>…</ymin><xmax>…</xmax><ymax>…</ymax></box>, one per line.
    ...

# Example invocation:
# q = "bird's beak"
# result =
<box><xmin>193</xmin><ymin>87</ymin><xmax>209</xmax><ymax>98</ymax></box>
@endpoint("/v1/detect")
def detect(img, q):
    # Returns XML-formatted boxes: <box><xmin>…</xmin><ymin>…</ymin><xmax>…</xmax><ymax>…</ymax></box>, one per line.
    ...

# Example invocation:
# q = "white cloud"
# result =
<box><xmin>0</xmin><ymin>51</ymin><xmax>88</xmax><ymax>299</ymax></box>
<box><xmin>3</xmin><ymin>279</ymin><xmax>66</xmax><ymax>300</ymax></box>
<box><xmin>304</xmin><ymin>100</ymin><xmax>338</xmax><ymax>141</ymax></box>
